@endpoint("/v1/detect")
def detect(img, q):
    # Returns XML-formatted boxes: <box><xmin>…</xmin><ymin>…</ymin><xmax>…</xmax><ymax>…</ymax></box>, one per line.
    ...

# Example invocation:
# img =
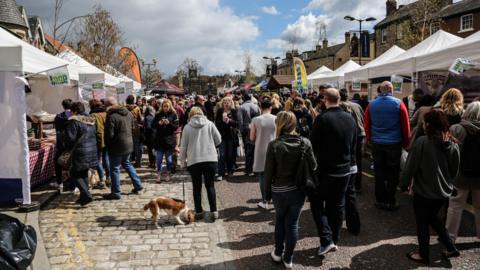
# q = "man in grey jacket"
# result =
<box><xmin>239</xmin><ymin>93</ymin><xmax>260</xmax><ymax>176</ymax></box>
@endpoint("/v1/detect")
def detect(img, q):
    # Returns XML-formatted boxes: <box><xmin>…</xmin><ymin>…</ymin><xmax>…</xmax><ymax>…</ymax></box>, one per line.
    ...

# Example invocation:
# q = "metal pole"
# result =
<box><xmin>359</xmin><ymin>20</ymin><xmax>362</xmax><ymax>66</ymax></box>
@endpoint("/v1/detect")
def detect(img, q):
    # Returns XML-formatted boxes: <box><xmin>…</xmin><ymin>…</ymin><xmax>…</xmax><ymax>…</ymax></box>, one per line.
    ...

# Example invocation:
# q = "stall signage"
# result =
<box><xmin>391</xmin><ymin>75</ymin><xmax>403</xmax><ymax>93</ymax></box>
<box><xmin>47</xmin><ymin>66</ymin><xmax>70</xmax><ymax>86</ymax></box>
<box><xmin>449</xmin><ymin>58</ymin><xmax>475</xmax><ymax>75</ymax></box>
<box><xmin>352</xmin><ymin>79</ymin><xmax>361</xmax><ymax>91</ymax></box>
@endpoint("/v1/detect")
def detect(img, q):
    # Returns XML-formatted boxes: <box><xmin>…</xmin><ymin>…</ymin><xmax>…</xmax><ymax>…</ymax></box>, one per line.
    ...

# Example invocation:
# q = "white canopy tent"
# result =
<box><xmin>415</xmin><ymin>30</ymin><xmax>480</xmax><ymax>72</ymax></box>
<box><xmin>368</xmin><ymin>30</ymin><xmax>462</xmax><ymax>79</ymax></box>
<box><xmin>344</xmin><ymin>45</ymin><xmax>405</xmax><ymax>81</ymax></box>
<box><xmin>310</xmin><ymin>60</ymin><xmax>361</xmax><ymax>87</ymax></box>
<box><xmin>307</xmin><ymin>66</ymin><xmax>332</xmax><ymax>80</ymax></box>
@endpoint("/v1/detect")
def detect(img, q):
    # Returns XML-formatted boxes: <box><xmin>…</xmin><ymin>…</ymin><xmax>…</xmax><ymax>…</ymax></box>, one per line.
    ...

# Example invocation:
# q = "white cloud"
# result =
<box><xmin>17</xmin><ymin>0</ymin><xmax>261</xmax><ymax>75</ymax></box>
<box><xmin>261</xmin><ymin>6</ymin><xmax>280</xmax><ymax>16</ymax></box>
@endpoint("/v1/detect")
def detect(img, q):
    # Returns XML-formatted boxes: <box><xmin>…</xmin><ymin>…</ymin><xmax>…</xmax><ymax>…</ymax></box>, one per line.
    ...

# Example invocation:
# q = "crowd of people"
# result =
<box><xmin>53</xmin><ymin>81</ymin><xmax>480</xmax><ymax>268</ymax></box>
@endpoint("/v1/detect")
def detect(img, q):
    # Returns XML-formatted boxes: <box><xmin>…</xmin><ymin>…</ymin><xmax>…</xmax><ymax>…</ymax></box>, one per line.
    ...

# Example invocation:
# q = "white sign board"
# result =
<box><xmin>47</xmin><ymin>65</ymin><xmax>70</xmax><ymax>86</ymax></box>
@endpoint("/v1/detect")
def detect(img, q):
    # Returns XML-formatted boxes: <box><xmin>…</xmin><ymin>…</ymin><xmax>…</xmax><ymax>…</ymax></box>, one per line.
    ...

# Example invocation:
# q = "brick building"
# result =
<box><xmin>374</xmin><ymin>0</ymin><xmax>480</xmax><ymax>56</ymax></box>
<box><xmin>277</xmin><ymin>32</ymin><xmax>375</xmax><ymax>76</ymax></box>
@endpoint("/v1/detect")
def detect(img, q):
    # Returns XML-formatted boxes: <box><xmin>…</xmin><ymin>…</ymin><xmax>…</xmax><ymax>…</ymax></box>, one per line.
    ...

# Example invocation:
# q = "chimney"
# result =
<box><xmin>345</xmin><ymin>32</ymin><xmax>351</xmax><ymax>45</ymax></box>
<box><xmin>322</xmin><ymin>39</ymin><xmax>328</xmax><ymax>49</ymax></box>
<box><xmin>386</xmin><ymin>0</ymin><xmax>397</xmax><ymax>16</ymax></box>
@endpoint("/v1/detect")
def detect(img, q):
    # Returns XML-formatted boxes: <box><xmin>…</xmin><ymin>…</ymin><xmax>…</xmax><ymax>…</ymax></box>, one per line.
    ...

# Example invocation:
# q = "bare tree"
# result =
<box><xmin>74</xmin><ymin>5</ymin><xmax>124</xmax><ymax>69</ymax></box>
<box><xmin>52</xmin><ymin>0</ymin><xmax>63</xmax><ymax>44</ymax></box>
<box><xmin>178</xmin><ymin>58</ymin><xmax>203</xmax><ymax>78</ymax></box>
<box><xmin>243</xmin><ymin>51</ymin><xmax>257</xmax><ymax>84</ymax></box>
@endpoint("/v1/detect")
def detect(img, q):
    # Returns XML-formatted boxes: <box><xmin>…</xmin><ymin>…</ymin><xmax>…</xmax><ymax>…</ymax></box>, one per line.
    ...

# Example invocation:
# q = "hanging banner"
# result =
<box><xmin>391</xmin><ymin>75</ymin><xmax>403</xmax><ymax>93</ymax></box>
<box><xmin>360</xmin><ymin>31</ymin><xmax>370</xmax><ymax>58</ymax></box>
<box><xmin>47</xmin><ymin>65</ymin><xmax>70</xmax><ymax>87</ymax></box>
<box><xmin>352</xmin><ymin>79</ymin><xmax>361</xmax><ymax>91</ymax></box>
<box><xmin>93</xmin><ymin>89</ymin><xmax>106</xmax><ymax>100</ymax></box>
<box><xmin>449</xmin><ymin>58</ymin><xmax>475</xmax><ymax>75</ymax></box>
<box><xmin>292</xmin><ymin>57</ymin><xmax>308</xmax><ymax>93</ymax></box>
<box><xmin>418</xmin><ymin>71</ymin><xmax>449</xmax><ymax>97</ymax></box>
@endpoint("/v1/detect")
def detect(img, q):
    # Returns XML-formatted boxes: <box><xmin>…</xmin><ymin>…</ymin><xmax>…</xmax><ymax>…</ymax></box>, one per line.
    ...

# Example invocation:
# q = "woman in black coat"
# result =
<box><xmin>152</xmin><ymin>100</ymin><xmax>179</xmax><ymax>183</ymax></box>
<box><xmin>65</xmin><ymin>102</ymin><xmax>98</xmax><ymax>206</ymax></box>
<box><xmin>215</xmin><ymin>96</ymin><xmax>239</xmax><ymax>180</ymax></box>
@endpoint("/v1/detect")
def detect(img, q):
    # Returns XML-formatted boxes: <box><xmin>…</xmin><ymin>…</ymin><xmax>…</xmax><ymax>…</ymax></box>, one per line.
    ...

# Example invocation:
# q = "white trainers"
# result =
<box><xmin>270</xmin><ymin>250</ymin><xmax>281</xmax><ymax>263</ymax></box>
<box><xmin>318</xmin><ymin>243</ymin><xmax>338</xmax><ymax>256</ymax></box>
<box><xmin>49</xmin><ymin>182</ymin><xmax>60</xmax><ymax>188</ymax></box>
<box><xmin>216</xmin><ymin>176</ymin><xmax>223</xmax><ymax>181</ymax></box>
<box><xmin>283</xmin><ymin>259</ymin><xmax>293</xmax><ymax>269</ymax></box>
<box><xmin>257</xmin><ymin>201</ymin><xmax>269</xmax><ymax>209</ymax></box>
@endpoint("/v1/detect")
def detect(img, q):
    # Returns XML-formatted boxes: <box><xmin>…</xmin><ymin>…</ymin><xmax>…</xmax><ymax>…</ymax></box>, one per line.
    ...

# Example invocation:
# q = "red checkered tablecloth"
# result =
<box><xmin>29</xmin><ymin>142</ymin><xmax>56</xmax><ymax>187</ymax></box>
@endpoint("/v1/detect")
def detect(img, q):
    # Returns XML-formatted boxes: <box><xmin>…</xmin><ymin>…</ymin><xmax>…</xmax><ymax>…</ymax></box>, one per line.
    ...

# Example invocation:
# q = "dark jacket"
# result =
<box><xmin>310</xmin><ymin>107</ymin><xmax>357</xmax><ymax>176</ymax></box>
<box><xmin>105</xmin><ymin>106</ymin><xmax>135</xmax><ymax>156</ymax></box>
<box><xmin>215</xmin><ymin>108</ymin><xmax>239</xmax><ymax>141</ymax></box>
<box><xmin>264</xmin><ymin>135</ymin><xmax>317</xmax><ymax>201</ymax></box>
<box><xmin>204</xmin><ymin>100</ymin><xmax>215</xmax><ymax>121</ymax></box>
<box><xmin>400</xmin><ymin>136</ymin><xmax>460</xmax><ymax>199</ymax></box>
<box><xmin>143</xmin><ymin>106</ymin><xmax>156</xmax><ymax>147</ymax></box>
<box><xmin>450</xmin><ymin>120</ymin><xmax>480</xmax><ymax>190</ymax></box>
<box><xmin>239</xmin><ymin>100</ymin><xmax>260</xmax><ymax>132</ymax></box>
<box><xmin>293</xmin><ymin>108</ymin><xmax>313</xmax><ymax>137</ymax></box>
<box><xmin>65</xmin><ymin>114</ymin><xmax>98</xmax><ymax>172</ymax></box>
<box><xmin>152</xmin><ymin>110</ymin><xmax>179</xmax><ymax>150</ymax></box>
<box><xmin>54</xmin><ymin>111</ymin><xmax>72</xmax><ymax>151</ymax></box>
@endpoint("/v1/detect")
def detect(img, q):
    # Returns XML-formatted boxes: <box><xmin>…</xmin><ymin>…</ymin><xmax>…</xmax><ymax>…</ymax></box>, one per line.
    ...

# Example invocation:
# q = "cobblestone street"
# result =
<box><xmin>38</xmin><ymin>159</ymin><xmax>480</xmax><ymax>270</ymax></box>
<box><xmin>39</xmin><ymin>165</ymin><xmax>235</xmax><ymax>270</ymax></box>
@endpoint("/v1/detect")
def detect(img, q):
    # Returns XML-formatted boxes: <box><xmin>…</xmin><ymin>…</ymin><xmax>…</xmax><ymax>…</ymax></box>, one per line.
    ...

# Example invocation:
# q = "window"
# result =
<box><xmin>396</xmin><ymin>24</ymin><xmax>403</xmax><ymax>40</ymax></box>
<box><xmin>430</xmin><ymin>22</ymin><xmax>441</xmax><ymax>35</ymax></box>
<box><xmin>381</xmin><ymin>29</ymin><xmax>387</xmax><ymax>43</ymax></box>
<box><xmin>460</xmin><ymin>14</ymin><xmax>474</xmax><ymax>32</ymax></box>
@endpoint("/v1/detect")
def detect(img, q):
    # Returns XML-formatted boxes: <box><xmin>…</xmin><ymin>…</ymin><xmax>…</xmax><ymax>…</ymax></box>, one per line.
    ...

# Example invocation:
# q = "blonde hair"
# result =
<box><xmin>161</xmin><ymin>99</ymin><xmax>174</xmax><ymax>113</ymax></box>
<box><xmin>189</xmin><ymin>106</ymin><xmax>204</xmax><ymax>119</ymax></box>
<box><xmin>439</xmin><ymin>88</ymin><xmax>464</xmax><ymax>116</ymax></box>
<box><xmin>275</xmin><ymin>111</ymin><xmax>297</xmax><ymax>137</ymax></box>
<box><xmin>271</xmin><ymin>93</ymin><xmax>281</xmax><ymax>109</ymax></box>
<box><xmin>305</xmin><ymin>99</ymin><xmax>317</xmax><ymax>118</ymax></box>
<box><xmin>221</xmin><ymin>96</ymin><xmax>235</xmax><ymax>110</ymax></box>
<box><xmin>284</xmin><ymin>100</ymin><xmax>293</xmax><ymax>112</ymax></box>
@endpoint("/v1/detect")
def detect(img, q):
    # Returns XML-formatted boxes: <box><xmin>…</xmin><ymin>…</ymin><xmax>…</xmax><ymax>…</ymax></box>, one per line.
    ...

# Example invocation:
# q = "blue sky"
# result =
<box><xmin>17</xmin><ymin>0</ymin><xmax>407</xmax><ymax>75</ymax></box>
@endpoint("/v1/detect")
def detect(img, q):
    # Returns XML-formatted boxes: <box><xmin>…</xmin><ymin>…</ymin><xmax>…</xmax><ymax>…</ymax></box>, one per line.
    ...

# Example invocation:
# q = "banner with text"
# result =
<box><xmin>47</xmin><ymin>65</ymin><xmax>70</xmax><ymax>87</ymax></box>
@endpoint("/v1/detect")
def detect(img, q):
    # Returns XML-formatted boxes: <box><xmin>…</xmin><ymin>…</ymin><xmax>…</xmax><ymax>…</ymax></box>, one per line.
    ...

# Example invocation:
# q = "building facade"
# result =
<box><xmin>374</xmin><ymin>0</ymin><xmax>480</xmax><ymax>56</ymax></box>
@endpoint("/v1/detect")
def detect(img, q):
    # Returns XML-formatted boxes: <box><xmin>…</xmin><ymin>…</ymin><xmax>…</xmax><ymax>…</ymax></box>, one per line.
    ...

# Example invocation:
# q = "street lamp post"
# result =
<box><xmin>344</xmin><ymin>16</ymin><xmax>376</xmax><ymax>65</ymax></box>
<box><xmin>262</xmin><ymin>56</ymin><xmax>280</xmax><ymax>76</ymax></box>
<box><xmin>141</xmin><ymin>59</ymin><xmax>157</xmax><ymax>95</ymax></box>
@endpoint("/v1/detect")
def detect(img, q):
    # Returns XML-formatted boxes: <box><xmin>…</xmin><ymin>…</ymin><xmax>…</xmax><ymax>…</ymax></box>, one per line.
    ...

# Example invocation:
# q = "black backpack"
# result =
<box><xmin>460</xmin><ymin>124</ymin><xmax>480</xmax><ymax>177</ymax></box>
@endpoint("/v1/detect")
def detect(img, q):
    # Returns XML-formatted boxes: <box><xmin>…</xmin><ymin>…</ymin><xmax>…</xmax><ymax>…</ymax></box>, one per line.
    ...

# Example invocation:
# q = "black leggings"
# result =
<box><xmin>187</xmin><ymin>162</ymin><xmax>217</xmax><ymax>213</ymax></box>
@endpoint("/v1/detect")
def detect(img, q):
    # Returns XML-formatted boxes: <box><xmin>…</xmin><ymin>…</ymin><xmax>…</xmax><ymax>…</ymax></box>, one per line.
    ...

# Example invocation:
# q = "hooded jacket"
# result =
<box><xmin>105</xmin><ymin>106</ymin><xmax>135</xmax><ymax>155</ymax></box>
<box><xmin>400</xmin><ymin>136</ymin><xmax>460</xmax><ymax>199</ymax></box>
<box><xmin>450</xmin><ymin>120</ymin><xmax>480</xmax><ymax>190</ymax></box>
<box><xmin>180</xmin><ymin>115</ymin><xmax>221</xmax><ymax>167</ymax></box>
<box><xmin>65</xmin><ymin>114</ymin><xmax>98</xmax><ymax>171</ymax></box>
<box><xmin>126</xmin><ymin>104</ymin><xmax>142</xmax><ymax>138</ymax></box>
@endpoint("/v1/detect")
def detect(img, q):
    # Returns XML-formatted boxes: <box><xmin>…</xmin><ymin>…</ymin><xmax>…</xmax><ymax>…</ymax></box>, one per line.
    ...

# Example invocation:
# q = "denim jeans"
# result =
<box><xmin>413</xmin><ymin>194</ymin><xmax>456</xmax><ymax>261</ymax></box>
<box><xmin>372</xmin><ymin>143</ymin><xmax>402</xmax><ymax>205</ymax></box>
<box><xmin>345</xmin><ymin>173</ymin><xmax>360</xmax><ymax>234</ymax></box>
<box><xmin>258</xmin><ymin>173</ymin><xmax>265</xmax><ymax>201</ymax></box>
<box><xmin>187</xmin><ymin>162</ymin><xmax>217</xmax><ymax>213</ymax></box>
<box><xmin>309</xmin><ymin>175</ymin><xmax>349</xmax><ymax>247</ymax></box>
<box><xmin>156</xmin><ymin>149</ymin><xmax>173</xmax><ymax>174</ymax></box>
<box><xmin>131</xmin><ymin>136</ymin><xmax>143</xmax><ymax>165</ymax></box>
<box><xmin>218</xmin><ymin>139</ymin><xmax>235</xmax><ymax>176</ymax></box>
<box><xmin>109</xmin><ymin>154</ymin><xmax>143</xmax><ymax>198</ymax></box>
<box><xmin>272</xmin><ymin>189</ymin><xmax>306</xmax><ymax>264</ymax></box>
<box><xmin>96</xmin><ymin>148</ymin><xmax>110</xmax><ymax>181</ymax></box>
<box><xmin>241</xmin><ymin>130</ymin><xmax>255</xmax><ymax>174</ymax></box>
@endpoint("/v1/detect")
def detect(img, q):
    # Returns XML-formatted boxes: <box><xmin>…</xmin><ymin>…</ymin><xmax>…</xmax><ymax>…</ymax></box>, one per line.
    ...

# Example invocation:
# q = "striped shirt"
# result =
<box><xmin>272</xmin><ymin>185</ymin><xmax>297</xmax><ymax>193</ymax></box>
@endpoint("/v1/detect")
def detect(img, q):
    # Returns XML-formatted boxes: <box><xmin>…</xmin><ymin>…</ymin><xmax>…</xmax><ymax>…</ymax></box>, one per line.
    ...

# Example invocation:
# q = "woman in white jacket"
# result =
<box><xmin>180</xmin><ymin>107</ymin><xmax>222</xmax><ymax>221</ymax></box>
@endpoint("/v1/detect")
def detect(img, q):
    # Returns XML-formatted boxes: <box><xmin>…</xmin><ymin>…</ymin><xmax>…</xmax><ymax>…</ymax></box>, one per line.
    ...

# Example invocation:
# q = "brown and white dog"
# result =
<box><xmin>143</xmin><ymin>196</ymin><xmax>195</xmax><ymax>226</ymax></box>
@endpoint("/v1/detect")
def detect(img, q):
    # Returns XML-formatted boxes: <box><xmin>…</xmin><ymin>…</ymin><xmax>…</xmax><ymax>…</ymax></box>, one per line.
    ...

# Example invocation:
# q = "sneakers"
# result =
<box><xmin>164</xmin><ymin>172</ymin><xmax>171</xmax><ymax>182</ymax></box>
<box><xmin>195</xmin><ymin>211</ymin><xmax>204</xmax><ymax>220</ymax></box>
<box><xmin>257</xmin><ymin>201</ymin><xmax>269</xmax><ymax>209</ymax></box>
<box><xmin>270</xmin><ymin>250</ymin><xmax>281</xmax><ymax>263</ymax></box>
<box><xmin>318</xmin><ymin>243</ymin><xmax>338</xmax><ymax>256</ymax></box>
<box><xmin>216</xmin><ymin>176</ymin><xmax>223</xmax><ymax>181</ymax></box>
<box><xmin>156</xmin><ymin>174</ymin><xmax>161</xmax><ymax>183</ymax></box>
<box><xmin>131</xmin><ymin>187</ymin><xmax>145</xmax><ymax>194</ymax></box>
<box><xmin>248</xmin><ymin>172</ymin><xmax>255</xmax><ymax>177</ymax></box>
<box><xmin>49</xmin><ymin>182</ymin><xmax>60</xmax><ymax>188</ymax></box>
<box><xmin>283</xmin><ymin>258</ymin><xmax>293</xmax><ymax>269</ymax></box>
<box><xmin>211</xmin><ymin>211</ymin><xmax>219</xmax><ymax>221</ymax></box>
<box><xmin>105</xmin><ymin>177</ymin><xmax>111</xmax><ymax>187</ymax></box>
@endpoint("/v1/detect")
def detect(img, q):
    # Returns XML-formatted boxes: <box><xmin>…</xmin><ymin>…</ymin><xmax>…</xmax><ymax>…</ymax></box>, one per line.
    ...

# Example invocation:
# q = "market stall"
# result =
<box><xmin>308</xmin><ymin>60</ymin><xmax>360</xmax><ymax>88</ymax></box>
<box><xmin>307</xmin><ymin>65</ymin><xmax>332</xmax><ymax>80</ymax></box>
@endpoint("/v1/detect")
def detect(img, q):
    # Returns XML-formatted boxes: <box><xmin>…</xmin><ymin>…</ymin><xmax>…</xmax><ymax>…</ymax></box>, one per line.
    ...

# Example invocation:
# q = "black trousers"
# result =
<box><xmin>70</xmin><ymin>169</ymin><xmax>92</xmax><ymax>203</ymax></box>
<box><xmin>309</xmin><ymin>175</ymin><xmax>350</xmax><ymax>246</ymax></box>
<box><xmin>242</xmin><ymin>130</ymin><xmax>254</xmax><ymax>174</ymax></box>
<box><xmin>188</xmin><ymin>162</ymin><xmax>217</xmax><ymax>213</ymax></box>
<box><xmin>413</xmin><ymin>194</ymin><xmax>456</xmax><ymax>261</ymax></box>
<box><xmin>354</xmin><ymin>136</ymin><xmax>365</xmax><ymax>191</ymax></box>
<box><xmin>345</xmin><ymin>173</ymin><xmax>361</xmax><ymax>235</ymax></box>
<box><xmin>372</xmin><ymin>143</ymin><xmax>402</xmax><ymax>205</ymax></box>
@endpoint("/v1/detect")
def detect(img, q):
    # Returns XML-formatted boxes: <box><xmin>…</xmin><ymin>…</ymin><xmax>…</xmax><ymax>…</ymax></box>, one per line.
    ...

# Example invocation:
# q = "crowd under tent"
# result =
<box><xmin>309</xmin><ymin>60</ymin><xmax>360</xmax><ymax>88</ymax></box>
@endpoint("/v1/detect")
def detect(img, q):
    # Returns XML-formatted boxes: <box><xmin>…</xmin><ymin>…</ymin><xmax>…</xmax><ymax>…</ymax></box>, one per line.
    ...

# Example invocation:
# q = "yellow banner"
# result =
<box><xmin>292</xmin><ymin>57</ymin><xmax>308</xmax><ymax>92</ymax></box>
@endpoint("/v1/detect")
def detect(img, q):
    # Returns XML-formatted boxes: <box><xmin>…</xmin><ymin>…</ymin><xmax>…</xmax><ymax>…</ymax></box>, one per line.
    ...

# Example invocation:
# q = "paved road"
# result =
<box><xmin>38</xmin><ymin>157</ymin><xmax>479</xmax><ymax>269</ymax></box>
<box><xmin>211</xmin><ymin>159</ymin><xmax>480</xmax><ymax>270</ymax></box>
